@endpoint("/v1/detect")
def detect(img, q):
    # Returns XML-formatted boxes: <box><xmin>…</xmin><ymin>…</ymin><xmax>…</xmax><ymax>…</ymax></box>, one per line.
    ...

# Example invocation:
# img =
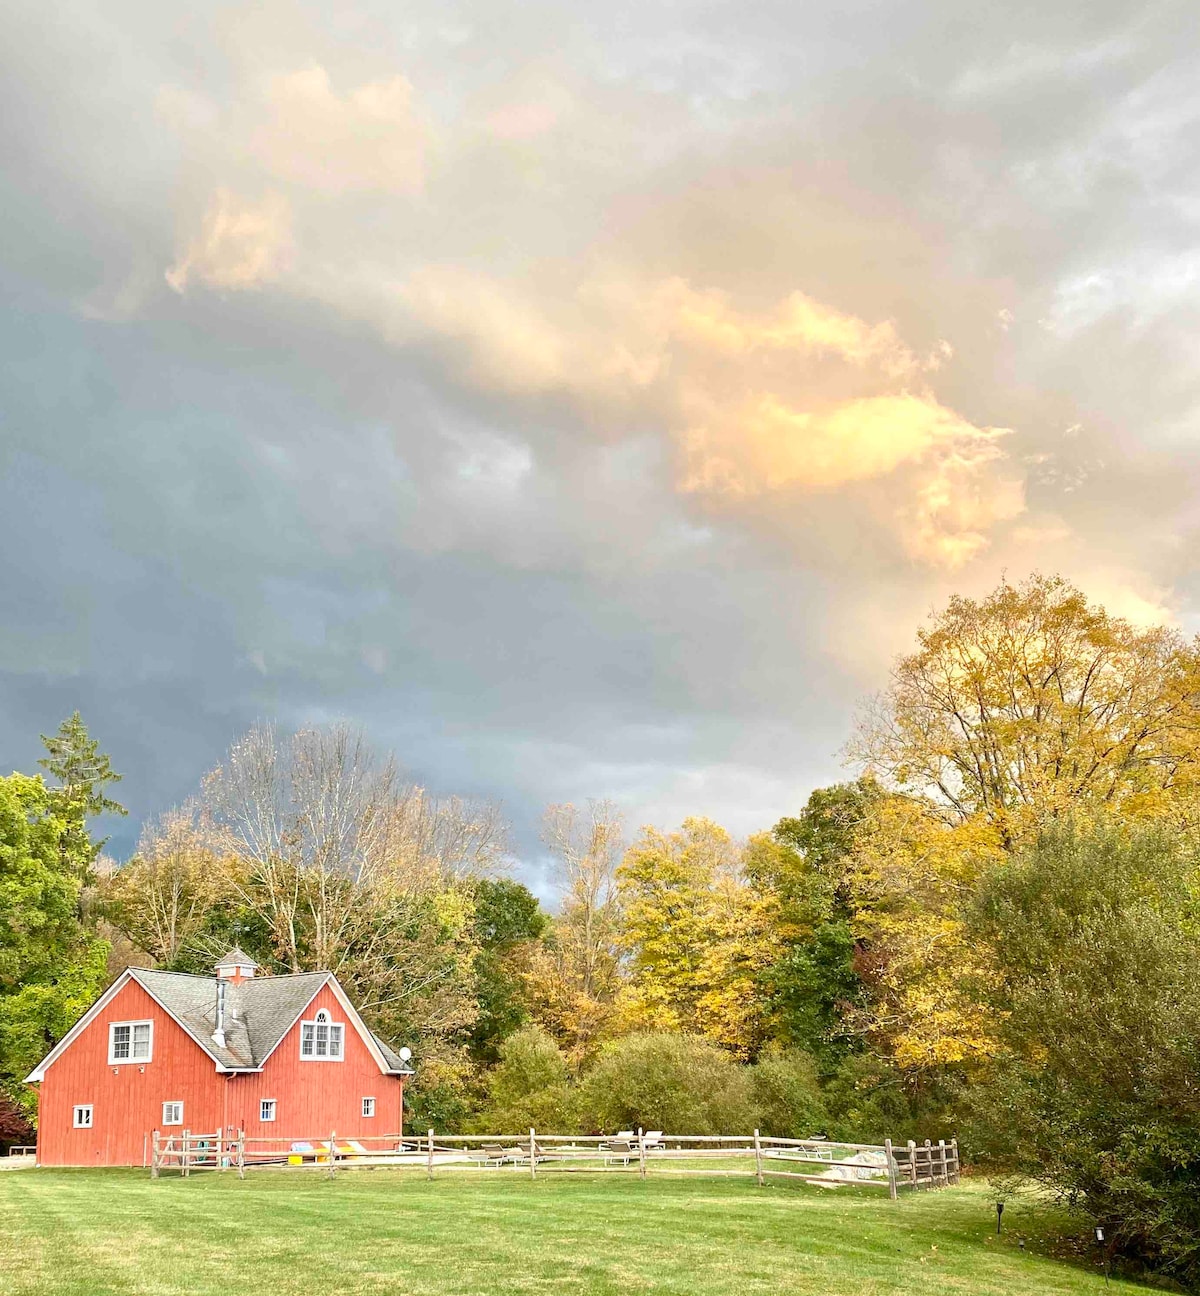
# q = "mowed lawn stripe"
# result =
<box><xmin>0</xmin><ymin>1171</ymin><xmax>1148</xmax><ymax>1296</ymax></box>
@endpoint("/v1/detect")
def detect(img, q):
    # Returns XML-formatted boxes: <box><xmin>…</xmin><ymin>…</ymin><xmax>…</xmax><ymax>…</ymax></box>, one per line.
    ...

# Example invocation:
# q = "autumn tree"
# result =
<box><xmin>199</xmin><ymin>723</ymin><xmax>511</xmax><ymax>1071</ymax></box>
<box><xmin>843</xmin><ymin>575</ymin><xmax>1200</xmax><ymax>1072</ymax></box>
<box><xmin>522</xmin><ymin>801</ymin><xmax>625</xmax><ymax>1056</ymax></box>
<box><xmin>98</xmin><ymin>805</ymin><xmax>240</xmax><ymax>969</ymax></box>
<box><xmin>615</xmin><ymin>818</ymin><xmax>775</xmax><ymax>1058</ymax></box>
<box><xmin>850</xmin><ymin>574</ymin><xmax>1200</xmax><ymax>839</ymax></box>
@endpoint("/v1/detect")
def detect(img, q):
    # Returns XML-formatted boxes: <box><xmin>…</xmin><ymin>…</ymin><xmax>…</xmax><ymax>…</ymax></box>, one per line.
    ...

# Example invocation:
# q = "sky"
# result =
<box><xmin>2</xmin><ymin>0</ymin><xmax>1198</xmax><ymax>892</ymax></box>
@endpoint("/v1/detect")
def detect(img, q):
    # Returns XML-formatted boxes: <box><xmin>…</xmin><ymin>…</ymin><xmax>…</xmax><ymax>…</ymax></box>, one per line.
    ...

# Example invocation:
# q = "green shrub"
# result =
<box><xmin>469</xmin><ymin>1026</ymin><xmax>582</xmax><ymax>1131</ymax></box>
<box><xmin>579</xmin><ymin>1032</ymin><xmax>756</xmax><ymax>1134</ymax></box>
<box><xmin>748</xmin><ymin>1045</ymin><xmax>827</xmax><ymax>1137</ymax></box>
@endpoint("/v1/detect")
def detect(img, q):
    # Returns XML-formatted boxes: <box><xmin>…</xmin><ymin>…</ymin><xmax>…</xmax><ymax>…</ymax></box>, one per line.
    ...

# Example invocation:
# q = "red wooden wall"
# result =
<box><xmin>223</xmin><ymin>984</ymin><xmax>405</xmax><ymax>1144</ymax></box>
<box><xmin>37</xmin><ymin>978</ymin><xmax>405</xmax><ymax>1166</ymax></box>
<box><xmin>37</xmin><ymin>979</ymin><xmax>222</xmax><ymax>1167</ymax></box>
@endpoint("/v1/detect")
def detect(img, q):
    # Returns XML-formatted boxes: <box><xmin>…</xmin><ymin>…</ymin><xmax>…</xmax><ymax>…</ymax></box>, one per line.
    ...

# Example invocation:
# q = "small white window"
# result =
<box><xmin>299</xmin><ymin>1010</ymin><xmax>344</xmax><ymax>1061</ymax></box>
<box><xmin>362</xmin><ymin>1097</ymin><xmax>376</xmax><ymax>1118</ymax></box>
<box><xmin>260</xmin><ymin>1099</ymin><xmax>276</xmax><ymax>1123</ymax></box>
<box><xmin>108</xmin><ymin>1020</ymin><xmax>153</xmax><ymax>1064</ymax></box>
<box><xmin>162</xmin><ymin>1102</ymin><xmax>183</xmax><ymax>1126</ymax></box>
<box><xmin>73</xmin><ymin>1105</ymin><xmax>93</xmax><ymax>1129</ymax></box>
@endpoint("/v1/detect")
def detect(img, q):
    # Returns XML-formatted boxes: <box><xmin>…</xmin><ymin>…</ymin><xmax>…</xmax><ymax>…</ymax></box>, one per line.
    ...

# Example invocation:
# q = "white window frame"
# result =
<box><xmin>108</xmin><ymin>1019</ymin><xmax>154</xmax><ymax>1065</ymax></box>
<box><xmin>299</xmin><ymin>1009</ymin><xmax>345</xmax><ymax>1062</ymax></box>
<box><xmin>73</xmin><ymin>1104</ymin><xmax>93</xmax><ymax>1129</ymax></box>
<box><xmin>162</xmin><ymin>1101</ymin><xmax>183</xmax><ymax>1126</ymax></box>
<box><xmin>260</xmin><ymin>1099</ymin><xmax>277</xmax><ymax>1123</ymax></box>
<box><xmin>362</xmin><ymin>1096</ymin><xmax>376</xmax><ymax>1118</ymax></box>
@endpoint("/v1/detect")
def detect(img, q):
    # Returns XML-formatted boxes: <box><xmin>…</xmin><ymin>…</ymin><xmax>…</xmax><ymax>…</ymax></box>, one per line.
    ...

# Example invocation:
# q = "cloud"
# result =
<box><xmin>166</xmin><ymin>188</ymin><xmax>293</xmax><ymax>292</ymax></box>
<box><xmin>250</xmin><ymin>65</ymin><xmax>424</xmax><ymax>195</ymax></box>
<box><xmin>389</xmin><ymin>268</ymin><xmax>1025</xmax><ymax>566</ymax></box>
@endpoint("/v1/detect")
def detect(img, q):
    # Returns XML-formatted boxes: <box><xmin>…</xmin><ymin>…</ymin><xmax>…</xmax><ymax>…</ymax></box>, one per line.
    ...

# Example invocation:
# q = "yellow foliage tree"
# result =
<box><xmin>846</xmin><ymin>574</ymin><xmax>1200</xmax><ymax>1071</ymax></box>
<box><xmin>615</xmin><ymin>818</ymin><xmax>777</xmax><ymax>1058</ymax></box>
<box><xmin>520</xmin><ymin>802</ymin><xmax>625</xmax><ymax>1058</ymax></box>
<box><xmin>850</xmin><ymin>574</ymin><xmax>1200</xmax><ymax>840</ymax></box>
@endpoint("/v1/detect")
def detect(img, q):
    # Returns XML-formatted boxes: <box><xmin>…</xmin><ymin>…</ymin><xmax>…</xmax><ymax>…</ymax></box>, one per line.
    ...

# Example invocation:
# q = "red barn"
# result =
<box><xmin>26</xmin><ymin>948</ymin><xmax>413</xmax><ymax>1167</ymax></box>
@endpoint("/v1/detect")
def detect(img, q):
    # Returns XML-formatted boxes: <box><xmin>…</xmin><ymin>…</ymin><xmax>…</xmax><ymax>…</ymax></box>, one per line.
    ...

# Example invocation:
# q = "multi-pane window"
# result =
<box><xmin>108</xmin><ymin>1020</ymin><xmax>152</xmax><ymax>1064</ymax></box>
<box><xmin>260</xmin><ymin>1099</ymin><xmax>276</xmax><ymax>1123</ymax></box>
<box><xmin>299</xmin><ymin>1010</ymin><xmax>344</xmax><ymax>1060</ymax></box>
<box><xmin>73</xmin><ymin>1105</ymin><xmax>93</xmax><ymax>1129</ymax></box>
<box><xmin>362</xmin><ymin>1097</ymin><xmax>376</xmax><ymax>1118</ymax></box>
<box><xmin>162</xmin><ymin>1102</ymin><xmax>183</xmax><ymax>1126</ymax></box>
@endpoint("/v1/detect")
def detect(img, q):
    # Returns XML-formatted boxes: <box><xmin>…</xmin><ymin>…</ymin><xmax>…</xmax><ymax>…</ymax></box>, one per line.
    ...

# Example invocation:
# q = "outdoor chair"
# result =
<box><xmin>475</xmin><ymin>1144</ymin><xmax>515</xmax><ymax>1167</ymax></box>
<box><xmin>601</xmin><ymin>1137</ymin><xmax>634</xmax><ymax>1166</ymax></box>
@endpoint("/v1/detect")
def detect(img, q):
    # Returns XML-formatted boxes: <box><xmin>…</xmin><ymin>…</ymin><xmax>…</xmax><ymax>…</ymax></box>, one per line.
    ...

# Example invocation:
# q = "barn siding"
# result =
<box><xmin>37</xmin><ymin>979</ymin><xmax>223</xmax><ymax>1167</ymax></box>
<box><xmin>36</xmin><ymin>977</ymin><xmax>405</xmax><ymax>1167</ymax></box>
<box><xmin>224</xmin><ymin>984</ymin><xmax>405</xmax><ymax>1143</ymax></box>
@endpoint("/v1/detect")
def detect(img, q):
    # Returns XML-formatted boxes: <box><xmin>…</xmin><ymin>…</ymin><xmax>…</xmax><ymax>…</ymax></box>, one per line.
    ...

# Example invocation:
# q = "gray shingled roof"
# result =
<box><xmin>372</xmin><ymin>1033</ymin><xmax>412</xmax><ymax>1074</ymax></box>
<box><xmin>214</xmin><ymin>946</ymin><xmax>260</xmax><ymax>968</ymax></box>
<box><xmin>129</xmin><ymin>968</ymin><xmax>342</xmax><ymax>1071</ymax></box>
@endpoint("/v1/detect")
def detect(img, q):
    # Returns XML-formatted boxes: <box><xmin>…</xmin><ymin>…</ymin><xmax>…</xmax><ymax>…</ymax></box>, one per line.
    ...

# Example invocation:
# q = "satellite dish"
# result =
<box><xmin>398</xmin><ymin>1046</ymin><xmax>412</xmax><ymax>1063</ymax></box>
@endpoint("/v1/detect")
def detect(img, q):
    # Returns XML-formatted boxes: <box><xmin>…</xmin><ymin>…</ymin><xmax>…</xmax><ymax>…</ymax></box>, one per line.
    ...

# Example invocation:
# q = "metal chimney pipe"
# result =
<box><xmin>213</xmin><ymin>978</ymin><xmax>227</xmax><ymax>1047</ymax></box>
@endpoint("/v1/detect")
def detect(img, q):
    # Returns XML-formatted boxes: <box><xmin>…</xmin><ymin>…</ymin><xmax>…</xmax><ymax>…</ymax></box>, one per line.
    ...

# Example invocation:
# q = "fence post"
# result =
<box><xmin>237</xmin><ymin>1128</ymin><xmax>246</xmax><ymax>1180</ymax></box>
<box><xmin>529</xmin><ymin>1128</ymin><xmax>537</xmax><ymax>1180</ymax></box>
<box><xmin>923</xmin><ymin>1139</ymin><xmax>932</xmax><ymax>1190</ymax></box>
<box><xmin>328</xmin><ymin>1130</ymin><xmax>337</xmax><ymax>1178</ymax></box>
<box><xmin>754</xmin><ymin>1129</ymin><xmax>763</xmax><ymax>1187</ymax></box>
<box><xmin>427</xmin><ymin>1127</ymin><xmax>435</xmax><ymax>1180</ymax></box>
<box><xmin>151</xmin><ymin>1131</ymin><xmax>160</xmax><ymax>1179</ymax></box>
<box><xmin>906</xmin><ymin>1140</ymin><xmax>917</xmax><ymax>1189</ymax></box>
<box><xmin>182</xmin><ymin>1129</ymin><xmax>191</xmax><ymax>1178</ymax></box>
<box><xmin>950</xmin><ymin>1138</ymin><xmax>960</xmax><ymax>1185</ymax></box>
<box><xmin>936</xmin><ymin>1139</ymin><xmax>947</xmax><ymax>1187</ymax></box>
<box><xmin>637</xmin><ymin>1128</ymin><xmax>647</xmax><ymax>1180</ymax></box>
<box><xmin>884</xmin><ymin>1138</ymin><xmax>898</xmax><ymax>1201</ymax></box>
<box><xmin>217</xmin><ymin>1129</ymin><xmax>224</xmax><ymax>1172</ymax></box>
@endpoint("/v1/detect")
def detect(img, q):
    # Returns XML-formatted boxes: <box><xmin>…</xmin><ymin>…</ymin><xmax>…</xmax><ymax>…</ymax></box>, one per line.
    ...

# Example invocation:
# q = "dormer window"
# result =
<box><xmin>108</xmin><ymin>1020</ymin><xmax>153</xmax><ymax>1065</ymax></box>
<box><xmin>300</xmin><ymin>1009</ymin><xmax>344</xmax><ymax>1061</ymax></box>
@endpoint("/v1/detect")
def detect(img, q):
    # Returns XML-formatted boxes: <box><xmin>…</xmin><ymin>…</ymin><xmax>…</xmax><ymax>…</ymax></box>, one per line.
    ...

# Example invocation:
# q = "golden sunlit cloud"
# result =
<box><xmin>158</xmin><ymin>62</ymin><xmax>1028</xmax><ymax>569</ymax></box>
<box><xmin>165</xmin><ymin>188</ymin><xmax>294</xmax><ymax>292</ymax></box>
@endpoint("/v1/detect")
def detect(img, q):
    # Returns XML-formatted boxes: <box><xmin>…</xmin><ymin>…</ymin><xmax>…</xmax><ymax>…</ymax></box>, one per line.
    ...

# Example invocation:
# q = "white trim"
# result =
<box><xmin>162</xmin><ymin>1101</ymin><xmax>183</xmax><ymax>1126</ymax></box>
<box><xmin>73</xmin><ymin>1104</ymin><xmax>93</xmax><ymax>1129</ymax></box>
<box><xmin>362</xmin><ymin>1096</ymin><xmax>376</xmax><ymax>1118</ymax></box>
<box><xmin>108</xmin><ymin>1019</ymin><xmax>154</xmax><ymax>1065</ymax></box>
<box><xmin>25</xmin><ymin>972</ymin><xmax>132</xmax><ymax>1082</ymax></box>
<box><xmin>299</xmin><ymin>1009</ymin><xmax>345</xmax><ymax>1062</ymax></box>
<box><xmin>260</xmin><ymin>1098</ymin><xmax>277</xmax><ymax>1123</ymax></box>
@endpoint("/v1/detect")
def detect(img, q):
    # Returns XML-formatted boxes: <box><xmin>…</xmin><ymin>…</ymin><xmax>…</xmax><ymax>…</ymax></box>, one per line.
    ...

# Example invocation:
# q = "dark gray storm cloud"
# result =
<box><xmin>2</xmin><ymin>0</ymin><xmax>1198</xmax><ymax>881</ymax></box>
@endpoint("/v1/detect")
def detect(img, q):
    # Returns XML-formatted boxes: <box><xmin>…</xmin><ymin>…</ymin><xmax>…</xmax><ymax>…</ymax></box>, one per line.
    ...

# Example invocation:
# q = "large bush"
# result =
<box><xmin>748</xmin><ymin>1045</ymin><xmax>827</xmax><ymax>1137</ymax></box>
<box><xmin>469</xmin><ymin>1025</ymin><xmax>582</xmax><ymax>1132</ymax></box>
<box><xmin>966</xmin><ymin>821</ymin><xmax>1200</xmax><ymax>1288</ymax></box>
<box><xmin>580</xmin><ymin>1033</ymin><xmax>757</xmax><ymax>1134</ymax></box>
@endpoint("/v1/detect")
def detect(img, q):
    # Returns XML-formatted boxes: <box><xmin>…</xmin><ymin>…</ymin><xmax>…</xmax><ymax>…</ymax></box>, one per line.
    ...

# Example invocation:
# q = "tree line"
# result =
<box><xmin>3</xmin><ymin>574</ymin><xmax>1200</xmax><ymax>1286</ymax></box>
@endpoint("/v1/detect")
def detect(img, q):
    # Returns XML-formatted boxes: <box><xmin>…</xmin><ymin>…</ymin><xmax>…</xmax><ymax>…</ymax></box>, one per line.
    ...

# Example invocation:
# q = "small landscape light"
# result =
<box><xmin>1095</xmin><ymin>1226</ymin><xmax>1104</xmax><ymax>1244</ymax></box>
<box><xmin>995</xmin><ymin>1201</ymin><xmax>1004</xmax><ymax>1234</ymax></box>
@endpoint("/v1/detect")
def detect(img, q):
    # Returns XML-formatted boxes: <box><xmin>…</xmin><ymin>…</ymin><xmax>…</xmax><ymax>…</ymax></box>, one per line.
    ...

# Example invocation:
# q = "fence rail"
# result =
<box><xmin>150</xmin><ymin>1127</ymin><xmax>959</xmax><ymax>1196</ymax></box>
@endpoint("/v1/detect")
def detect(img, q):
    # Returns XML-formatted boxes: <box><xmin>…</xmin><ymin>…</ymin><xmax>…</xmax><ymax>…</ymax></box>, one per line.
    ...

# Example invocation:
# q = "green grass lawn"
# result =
<box><xmin>0</xmin><ymin>1167</ymin><xmax>1145</xmax><ymax>1295</ymax></box>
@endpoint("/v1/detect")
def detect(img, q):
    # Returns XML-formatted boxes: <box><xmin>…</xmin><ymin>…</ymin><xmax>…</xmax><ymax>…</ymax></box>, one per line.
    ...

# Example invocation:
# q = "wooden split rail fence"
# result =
<box><xmin>151</xmin><ymin>1127</ymin><xmax>959</xmax><ymax>1197</ymax></box>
